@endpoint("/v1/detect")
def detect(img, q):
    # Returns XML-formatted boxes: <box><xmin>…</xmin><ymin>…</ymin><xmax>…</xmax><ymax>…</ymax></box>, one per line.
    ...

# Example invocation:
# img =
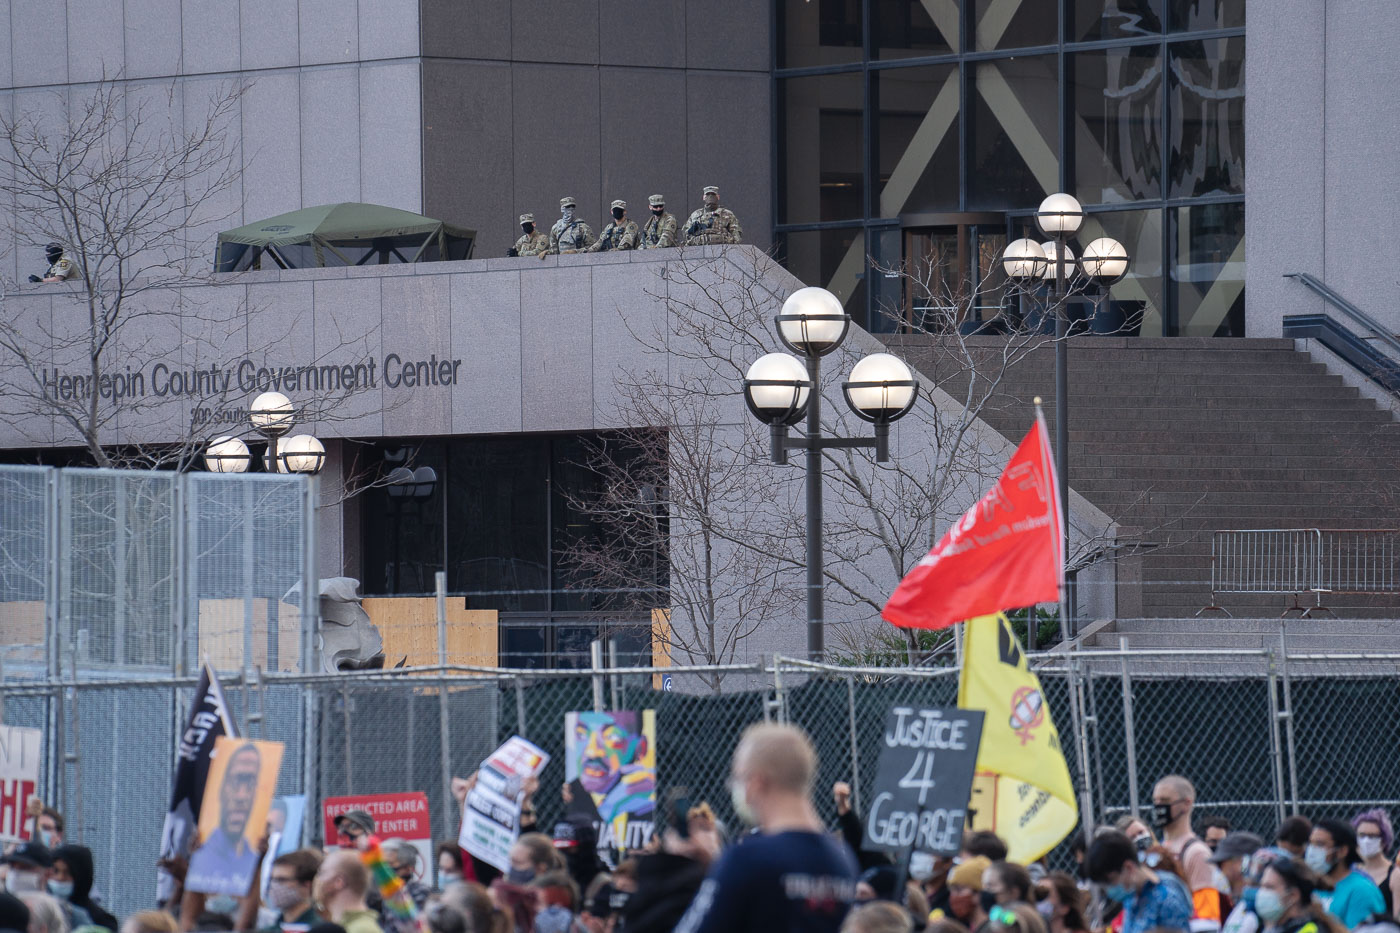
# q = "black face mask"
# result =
<box><xmin>612</xmin><ymin>208</ymin><xmax>625</xmax><ymax>220</ymax></box>
<box><xmin>521</xmin><ymin>223</ymin><xmax>534</xmax><ymax>235</ymax></box>
<box><xmin>651</xmin><ymin>207</ymin><xmax>665</xmax><ymax>215</ymax></box>
<box><xmin>46</xmin><ymin>250</ymin><xmax>61</xmax><ymax>264</ymax></box>
<box><xmin>979</xmin><ymin>891</ymin><xmax>998</xmax><ymax>913</ymax></box>
<box><xmin>1152</xmin><ymin>802</ymin><xmax>1175</xmax><ymax>829</ymax></box>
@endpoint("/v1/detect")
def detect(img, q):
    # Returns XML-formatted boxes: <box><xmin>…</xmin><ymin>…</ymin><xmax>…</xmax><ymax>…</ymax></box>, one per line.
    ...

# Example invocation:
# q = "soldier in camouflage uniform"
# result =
<box><xmin>585</xmin><ymin>200</ymin><xmax>639</xmax><ymax>252</ymax></box>
<box><xmin>682</xmin><ymin>185</ymin><xmax>742</xmax><ymax>246</ymax></box>
<box><xmin>509</xmin><ymin>213</ymin><xmax>549</xmax><ymax>257</ymax></box>
<box><xmin>639</xmin><ymin>194</ymin><xmax>677</xmax><ymax>249</ymax></box>
<box><xmin>541</xmin><ymin>196</ymin><xmax>596</xmax><ymax>256</ymax></box>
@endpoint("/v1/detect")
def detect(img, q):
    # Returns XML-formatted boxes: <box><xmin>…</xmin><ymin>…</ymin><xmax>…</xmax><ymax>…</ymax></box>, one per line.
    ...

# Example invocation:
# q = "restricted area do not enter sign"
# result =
<box><xmin>861</xmin><ymin>706</ymin><xmax>985</xmax><ymax>856</ymax></box>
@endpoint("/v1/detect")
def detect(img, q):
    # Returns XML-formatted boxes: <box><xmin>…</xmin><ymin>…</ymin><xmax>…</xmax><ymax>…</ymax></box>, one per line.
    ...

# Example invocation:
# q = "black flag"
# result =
<box><xmin>157</xmin><ymin>662</ymin><xmax>237</xmax><ymax>903</ymax></box>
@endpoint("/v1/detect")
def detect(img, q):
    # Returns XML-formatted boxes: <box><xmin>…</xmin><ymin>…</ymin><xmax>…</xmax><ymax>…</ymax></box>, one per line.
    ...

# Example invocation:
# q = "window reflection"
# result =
<box><xmin>1071</xmin><ymin>45</ymin><xmax>1163</xmax><ymax>203</ymax></box>
<box><xmin>876</xmin><ymin>0</ymin><xmax>955</xmax><ymax>57</ymax></box>
<box><xmin>1169</xmin><ymin>0</ymin><xmax>1243</xmax><ymax>32</ymax></box>
<box><xmin>974</xmin><ymin>0</ymin><xmax>1056</xmax><ymax>50</ymax></box>
<box><xmin>875</xmin><ymin>66</ymin><xmax>959</xmax><ymax>216</ymax></box>
<box><xmin>780</xmin><ymin>0</ymin><xmax>862</xmax><ymax>67</ymax></box>
<box><xmin>1073</xmin><ymin>0</ymin><xmax>1163</xmax><ymax>41</ymax></box>
<box><xmin>781</xmin><ymin>73</ymin><xmax>866</xmax><ymax>225</ymax></box>
<box><xmin>1077</xmin><ymin>209</ymin><xmax>1165</xmax><ymax>336</ymax></box>
<box><xmin>1169</xmin><ymin>37</ymin><xmax>1244</xmax><ymax>198</ymax></box>
<box><xmin>968</xmin><ymin>55</ymin><xmax>1058</xmax><ymax>209</ymax></box>
<box><xmin>1174</xmin><ymin>202</ymin><xmax>1244</xmax><ymax>337</ymax></box>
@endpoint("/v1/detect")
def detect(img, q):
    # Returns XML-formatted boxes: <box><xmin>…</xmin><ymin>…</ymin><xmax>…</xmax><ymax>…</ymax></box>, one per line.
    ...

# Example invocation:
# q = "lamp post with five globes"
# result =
<box><xmin>742</xmin><ymin>287</ymin><xmax>919</xmax><ymax>661</ymax></box>
<box><xmin>1002</xmin><ymin>194</ymin><xmax>1129</xmax><ymax>631</ymax></box>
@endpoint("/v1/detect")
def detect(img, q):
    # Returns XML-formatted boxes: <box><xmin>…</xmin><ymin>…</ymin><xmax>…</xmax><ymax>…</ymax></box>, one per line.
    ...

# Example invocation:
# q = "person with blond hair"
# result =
<box><xmin>673</xmin><ymin>723</ymin><xmax>859</xmax><ymax>933</ymax></box>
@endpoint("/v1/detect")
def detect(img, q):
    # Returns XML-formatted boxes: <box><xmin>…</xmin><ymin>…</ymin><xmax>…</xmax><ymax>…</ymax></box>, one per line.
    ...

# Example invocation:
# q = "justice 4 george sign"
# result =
<box><xmin>862</xmin><ymin>706</ymin><xmax>984</xmax><ymax>856</ymax></box>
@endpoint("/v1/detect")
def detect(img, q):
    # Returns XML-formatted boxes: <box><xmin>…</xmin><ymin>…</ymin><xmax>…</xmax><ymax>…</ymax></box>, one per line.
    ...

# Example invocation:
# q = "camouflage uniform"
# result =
<box><xmin>511</xmin><ymin>213</ymin><xmax>550</xmax><ymax>257</ymax></box>
<box><xmin>683</xmin><ymin>187</ymin><xmax>742</xmax><ymax>245</ymax></box>
<box><xmin>543</xmin><ymin>196</ymin><xmax>596</xmax><ymax>255</ymax></box>
<box><xmin>640</xmin><ymin>194</ymin><xmax>678</xmax><ymax>249</ymax></box>
<box><xmin>586</xmin><ymin>200</ymin><xmax>639</xmax><ymax>252</ymax></box>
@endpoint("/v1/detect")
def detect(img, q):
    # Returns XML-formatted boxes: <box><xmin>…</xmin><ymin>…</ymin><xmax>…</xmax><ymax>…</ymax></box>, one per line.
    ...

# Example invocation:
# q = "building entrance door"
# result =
<box><xmin>897</xmin><ymin>213</ymin><xmax>1007</xmax><ymax>333</ymax></box>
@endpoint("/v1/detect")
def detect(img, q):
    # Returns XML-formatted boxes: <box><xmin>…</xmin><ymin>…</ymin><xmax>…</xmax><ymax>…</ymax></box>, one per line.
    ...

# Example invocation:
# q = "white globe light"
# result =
<box><xmin>743</xmin><ymin>352</ymin><xmax>812</xmax><ymax>422</ymax></box>
<box><xmin>249</xmin><ymin>391</ymin><xmax>295</xmax><ymax>435</ymax></box>
<box><xmin>776</xmin><ymin>286</ymin><xmax>849</xmax><ymax>356</ymax></box>
<box><xmin>1002</xmin><ymin>238</ymin><xmax>1048</xmax><ymax>281</ymax></box>
<box><xmin>279</xmin><ymin>434</ymin><xmax>326</xmax><ymax>474</ymax></box>
<box><xmin>1081</xmin><ymin>236</ymin><xmax>1129</xmax><ymax>281</ymax></box>
<box><xmin>1041</xmin><ymin>241</ymin><xmax>1075</xmax><ymax>280</ymax></box>
<box><xmin>205</xmin><ymin>436</ymin><xmax>250</xmax><ymax>473</ymax></box>
<box><xmin>1036</xmin><ymin>192</ymin><xmax>1084</xmax><ymax>236</ymax></box>
<box><xmin>844</xmin><ymin>353</ymin><xmax>916</xmax><ymax>422</ymax></box>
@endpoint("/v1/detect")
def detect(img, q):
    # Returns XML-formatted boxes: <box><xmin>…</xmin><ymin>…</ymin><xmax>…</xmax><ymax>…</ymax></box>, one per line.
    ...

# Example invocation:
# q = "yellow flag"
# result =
<box><xmin>957</xmin><ymin>613</ymin><xmax>1077</xmax><ymax>863</ymax></box>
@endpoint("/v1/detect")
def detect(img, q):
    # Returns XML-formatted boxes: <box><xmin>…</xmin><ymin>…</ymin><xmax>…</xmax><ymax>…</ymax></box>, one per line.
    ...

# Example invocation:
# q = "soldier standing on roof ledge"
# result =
<box><xmin>639</xmin><ymin>194</ymin><xmax>677</xmax><ymax>249</ymax></box>
<box><xmin>683</xmin><ymin>185</ymin><xmax>742</xmax><ymax>246</ymax></box>
<box><xmin>585</xmin><ymin>200</ymin><xmax>639</xmax><ymax>252</ymax></box>
<box><xmin>542</xmin><ymin>196</ymin><xmax>596</xmax><ymax>256</ymax></box>
<box><xmin>509</xmin><ymin>213</ymin><xmax>549</xmax><ymax>257</ymax></box>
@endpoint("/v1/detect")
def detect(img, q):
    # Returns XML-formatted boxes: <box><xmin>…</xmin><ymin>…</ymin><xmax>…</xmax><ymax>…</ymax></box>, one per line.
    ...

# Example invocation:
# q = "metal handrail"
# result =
<box><xmin>1285</xmin><ymin>272</ymin><xmax>1400</xmax><ymax>358</ymax></box>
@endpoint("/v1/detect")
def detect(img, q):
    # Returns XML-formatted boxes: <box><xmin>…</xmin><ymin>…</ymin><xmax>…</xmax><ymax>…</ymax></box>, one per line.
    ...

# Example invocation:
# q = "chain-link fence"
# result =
<box><xmin>3</xmin><ymin>644</ymin><xmax>1397</xmax><ymax>919</ymax></box>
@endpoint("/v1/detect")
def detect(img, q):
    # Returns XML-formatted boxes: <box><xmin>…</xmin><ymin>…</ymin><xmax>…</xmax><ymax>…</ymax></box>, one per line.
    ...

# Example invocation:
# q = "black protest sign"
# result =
<box><xmin>861</xmin><ymin>706</ymin><xmax>984</xmax><ymax>855</ymax></box>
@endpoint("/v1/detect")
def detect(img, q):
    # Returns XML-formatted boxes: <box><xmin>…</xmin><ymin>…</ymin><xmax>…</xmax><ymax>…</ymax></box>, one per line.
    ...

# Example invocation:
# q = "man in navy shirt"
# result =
<box><xmin>674</xmin><ymin>723</ymin><xmax>859</xmax><ymax>933</ymax></box>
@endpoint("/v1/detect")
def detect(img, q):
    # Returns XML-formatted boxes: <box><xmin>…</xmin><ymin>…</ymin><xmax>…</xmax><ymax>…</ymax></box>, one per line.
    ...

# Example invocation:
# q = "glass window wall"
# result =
<box><xmin>1070</xmin><ymin>44</ymin><xmax>1163</xmax><ymax>204</ymax></box>
<box><xmin>780</xmin><ymin>73</ymin><xmax>866</xmax><ymax>225</ymax></box>
<box><xmin>967</xmin><ymin>55</ymin><xmax>1058</xmax><ymax>209</ymax></box>
<box><xmin>1168</xmin><ymin>36</ymin><xmax>1244</xmax><ymax>198</ymax></box>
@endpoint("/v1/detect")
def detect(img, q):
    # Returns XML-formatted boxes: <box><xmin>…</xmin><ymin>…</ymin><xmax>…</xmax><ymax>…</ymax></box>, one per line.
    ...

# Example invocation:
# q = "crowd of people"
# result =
<box><xmin>3</xmin><ymin>725</ymin><xmax>1400</xmax><ymax>933</ymax></box>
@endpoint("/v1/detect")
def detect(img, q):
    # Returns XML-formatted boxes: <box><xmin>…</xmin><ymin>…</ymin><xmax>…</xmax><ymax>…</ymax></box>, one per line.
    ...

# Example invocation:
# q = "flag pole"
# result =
<box><xmin>1034</xmin><ymin>397</ymin><xmax>1067</xmax><ymax>652</ymax></box>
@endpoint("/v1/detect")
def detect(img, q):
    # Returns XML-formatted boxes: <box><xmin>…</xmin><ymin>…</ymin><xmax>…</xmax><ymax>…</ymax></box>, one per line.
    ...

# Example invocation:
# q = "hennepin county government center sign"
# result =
<box><xmin>39</xmin><ymin>353</ymin><xmax>462</xmax><ymax>425</ymax></box>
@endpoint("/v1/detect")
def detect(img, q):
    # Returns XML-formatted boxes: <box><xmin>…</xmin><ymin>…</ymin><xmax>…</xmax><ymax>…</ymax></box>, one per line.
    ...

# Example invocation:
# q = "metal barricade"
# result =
<box><xmin>1201</xmin><ymin>528</ymin><xmax>1400</xmax><ymax>616</ymax></box>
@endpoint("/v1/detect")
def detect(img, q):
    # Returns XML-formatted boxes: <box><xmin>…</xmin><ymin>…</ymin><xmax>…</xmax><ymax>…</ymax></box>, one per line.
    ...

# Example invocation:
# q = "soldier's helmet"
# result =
<box><xmin>519</xmin><ymin>213</ymin><xmax>535</xmax><ymax>224</ymax></box>
<box><xmin>560</xmin><ymin>196</ymin><xmax>577</xmax><ymax>209</ymax></box>
<box><xmin>610</xmin><ymin>200</ymin><xmax>627</xmax><ymax>211</ymax></box>
<box><xmin>702</xmin><ymin>186</ymin><xmax>719</xmax><ymax>196</ymax></box>
<box><xmin>648</xmin><ymin>194</ymin><xmax>665</xmax><ymax>207</ymax></box>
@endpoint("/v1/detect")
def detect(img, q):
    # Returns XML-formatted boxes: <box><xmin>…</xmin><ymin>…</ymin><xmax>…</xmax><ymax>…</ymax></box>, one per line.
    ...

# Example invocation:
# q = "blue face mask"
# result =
<box><xmin>47</xmin><ymin>880</ymin><xmax>74</xmax><ymax>900</ymax></box>
<box><xmin>1242</xmin><ymin>887</ymin><xmax>1258</xmax><ymax>911</ymax></box>
<box><xmin>1104</xmin><ymin>884</ymin><xmax>1132</xmax><ymax>904</ymax></box>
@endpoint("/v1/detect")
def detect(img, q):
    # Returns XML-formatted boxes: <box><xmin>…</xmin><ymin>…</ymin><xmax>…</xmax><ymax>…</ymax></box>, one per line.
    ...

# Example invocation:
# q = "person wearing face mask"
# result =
<box><xmin>49</xmin><ymin>845</ymin><xmax>110</xmax><ymax>931</ymax></box>
<box><xmin>541</xmin><ymin>197</ymin><xmax>595</xmax><ymax>256</ymax></box>
<box><xmin>930</xmin><ymin>856</ymin><xmax>990</xmax><ymax>928</ymax></box>
<box><xmin>510</xmin><ymin>214</ymin><xmax>550</xmax><ymax>257</ymax></box>
<box><xmin>1151</xmin><ymin>776</ymin><xmax>1221</xmax><ymax>930</ymax></box>
<box><xmin>639</xmin><ymin>196</ymin><xmax>677</xmax><ymax>249</ymax></box>
<box><xmin>585</xmin><ymin>201</ymin><xmax>639</xmax><ymax>253</ymax></box>
<box><xmin>1220</xmin><ymin>845</ymin><xmax>1286</xmax><ymax>933</ymax></box>
<box><xmin>313</xmin><ymin>851</ymin><xmax>381</xmax><ymax>933</ymax></box>
<box><xmin>1308</xmin><ymin>820</ymin><xmax>1385</xmax><ymax>929</ymax></box>
<box><xmin>435</xmin><ymin>843</ymin><xmax>466</xmax><ymax>892</ymax></box>
<box><xmin>682</xmin><ymin>187</ymin><xmax>742</xmax><ymax>246</ymax></box>
<box><xmin>238</xmin><ymin>849</ymin><xmax>321</xmax><ymax>933</ymax></box>
<box><xmin>1254</xmin><ymin>859</ymin><xmax>1343</xmax><ymax>933</ymax></box>
<box><xmin>1351</xmin><ymin>810</ymin><xmax>1400</xmax><ymax>920</ymax></box>
<box><xmin>983</xmin><ymin>862</ymin><xmax>1034</xmax><ymax>911</ymax></box>
<box><xmin>1</xmin><ymin>844</ymin><xmax>53</xmax><ymax>899</ymax></box>
<box><xmin>671</xmin><ymin>723</ymin><xmax>859</xmax><ymax>933</ymax></box>
<box><xmin>1086</xmin><ymin>830</ymin><xmax>1192</xmax><ymax>933</ymax></box>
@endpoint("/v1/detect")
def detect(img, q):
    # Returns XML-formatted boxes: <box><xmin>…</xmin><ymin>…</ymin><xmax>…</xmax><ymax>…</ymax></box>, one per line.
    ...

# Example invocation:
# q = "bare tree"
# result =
<box><xmin>0</xmin><ymin>77</ymin><xmax>381</xmax><ymax>473</ymax></box>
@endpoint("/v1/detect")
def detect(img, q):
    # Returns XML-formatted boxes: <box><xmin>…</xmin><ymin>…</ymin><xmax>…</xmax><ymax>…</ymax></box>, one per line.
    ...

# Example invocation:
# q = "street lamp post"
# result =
<box><xmin>204</xmin><ymin>391</ymin><xmax>326</xmax><ymax>475</ymax></box>
<box><xmin>743</xmin><ymin>287</ymin><xmax>918</xmax><ymax>661</ymax></box>
<box><xmin>1002</xmin><ymin>195</ymin><xmax>1129</xmax><ymax>635</ymax></box>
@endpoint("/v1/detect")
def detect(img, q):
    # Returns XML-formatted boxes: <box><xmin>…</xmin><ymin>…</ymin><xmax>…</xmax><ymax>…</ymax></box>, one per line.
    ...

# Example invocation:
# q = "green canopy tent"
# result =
<box><xmin>214</xmin><ymin>202</ymin><xmax>476</xmax><ymax>272</ymax></box>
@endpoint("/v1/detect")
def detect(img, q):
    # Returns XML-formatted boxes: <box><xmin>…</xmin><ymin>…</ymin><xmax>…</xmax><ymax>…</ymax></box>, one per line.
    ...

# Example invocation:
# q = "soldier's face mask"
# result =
<box><xmin>562</xmin><ymin>206</ymin><xmax>576</xmax><ymax>222</ymax></box>
<box><xmin>45</xmin><ymin>248</ymin><xmax>61</xmax><ymax>263</ymax></box>
<box><xmin>651</xmin><ymin>207</ymin><xmax>665</xmax><ymax>216</ymax></box>
<box><xmin>612</xmin><ymin>208</ymin><xmax>625</xmax><ymax>220</ymax></box>
<box><xmin>703</xmin><ymin>193</ymin><xmax>719</xmax><ymax>209</ymax></box>
<box><xmin>522</xmin><ymin>223</ymin><xmax>534</xmax><ymax>234</ymax></box>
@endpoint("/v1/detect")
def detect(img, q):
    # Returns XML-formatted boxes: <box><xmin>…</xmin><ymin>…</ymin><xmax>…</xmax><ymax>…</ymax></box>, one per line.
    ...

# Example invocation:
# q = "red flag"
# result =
<box><xmin>882</xmin><ymin>414</ymin><xmax>1064</xmax><ymax>630</ymax></box>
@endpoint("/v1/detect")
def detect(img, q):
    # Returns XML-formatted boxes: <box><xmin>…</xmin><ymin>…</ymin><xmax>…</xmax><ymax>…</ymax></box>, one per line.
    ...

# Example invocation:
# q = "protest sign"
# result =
<box><xmin>458</xmin><ymin>736</ymin><xmax>549</xmax><ymax>873</ymax></box>
<box><xmin>259</xmin><ymin>794</ymin><xmax>308</xmax><ymax>898</ymax></box>
<box><xmin>186</xmin><ymin>737</ymin><xmax>283</xmax><ymax>896</ymax></box>
<box><xmin>564</xmin><ymin>710</ymin><xmax>656</xmax><ymax>855</ymax></box>
<box><xmin>861</xmin><ymin>706</ymin><xmax>984</xmax><ymax>856</ymax></box>
<box><xmin>0</xmin><ymin>725</ymin><xmax>41</xmax><ymax>842</ymax></box>
<box><xmin>324</xmin><ymin>792</ymin><xmax>432</xmax><ymax>881</ymax></box>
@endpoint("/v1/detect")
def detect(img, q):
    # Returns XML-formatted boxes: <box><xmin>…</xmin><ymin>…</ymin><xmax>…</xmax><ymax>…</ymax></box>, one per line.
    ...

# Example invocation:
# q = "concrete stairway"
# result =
<box><xmin>881</xmin><ymin>336</ymin><xmax>1400</xmax><ymax>621</ymax></box>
